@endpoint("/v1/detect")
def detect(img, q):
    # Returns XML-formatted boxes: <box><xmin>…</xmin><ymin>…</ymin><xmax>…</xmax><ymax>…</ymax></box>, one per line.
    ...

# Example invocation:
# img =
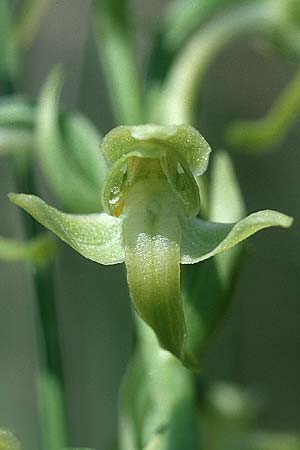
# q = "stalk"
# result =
<box><xmin>160</xmin><ymin>1</ymin><xmax>278</xmax><ymax>125</ymax></box>
<box><xmin>12</xmin><ymin>161</ymin><xmax>69</xmax><ymax>450</ymax></box>
<box><xmin>119</xmin><ymin>317</ymin><xmax>201</xmax><ymax>450</ymax></box>
<box><xmin>1</xmin><ymin>6</ymin><xmax>69</xmax><ymax>443</ymax></box>
<box><xmin>94</xmin><ymin>0</ymin><xmax>144</xmax><ymax>125</ymax></box>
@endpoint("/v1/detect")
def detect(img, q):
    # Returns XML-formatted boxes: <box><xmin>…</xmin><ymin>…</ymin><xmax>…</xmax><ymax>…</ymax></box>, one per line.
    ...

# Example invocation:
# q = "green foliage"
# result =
<box><xmin>227</xmin><ymin>69</ymin><xmax>300</xmax><ymax>153</ymax></box>
<box><xmin>94</xmin><ymin>0</ymin><xmax>144</xmax><ymax>124</ymax></box>
<box><xmin>0</xmin><ymin>1</ymin><xmax>17</xmax><ymax>89</ymax></box>
<box><xmin>1</xmin><ymin>0</ymin><xmax>298</xmax><ymax>448</ymax></box>
<box><xmin>0</xmin><ymin>234</ymin><xmax>56</xmax><ymax>264</ymax></box>
<box><xmin>38</xmin><ymin>373</ymin><xmax>68</xmax><ymax>450</ymax></box>
<box><xmin>36</xmin><ymin>69</ymin><xmax>106</xmax><ymax>213</ymax></box>
<box><xmin>12</xmin><ymin>0</ymin><xmax>54</xmax><ymax>50</ymax></box>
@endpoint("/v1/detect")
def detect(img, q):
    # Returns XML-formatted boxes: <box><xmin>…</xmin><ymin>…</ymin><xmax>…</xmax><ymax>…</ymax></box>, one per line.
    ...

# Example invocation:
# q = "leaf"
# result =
<box><xmin>240</xmin><ymin>431</ymin><xmax>300</xmax><ymax>450</ymax></box>
<box><xmin>61</xmin><ymin>112</ymin><xmax>106</xmax><ymax>190</ymax></box>
<box><xmin>119</xmin><ymin>351</ymin><xmax>149</xmax><ymax>450</ymax></box>
<box><xmin>163</xmin><ymin>0</ymin><xmax>252</xmax><ymax>51</ymax></box>
<box><xmin>36</xmin><ymin>68</ymin><xmax>106</xmax><ymax>213</ymax></box>
<box><xmin>209</xmin><ymin>150</ymin><xmax>245</xmax><ymax>284</ymax></box>
<box><xmin>0</xmin><ymin>98</ymin><xmax>35</xmax><ymax>128</ymax></box>
<box><xmin>0</xmin><ymin>0</ymin><xmax>17</xmax><ymax>87</ymax></box>
<box><xmin>135</xmin><ymin>321</ymin><xmax>200</xmax><ymax>450</ymax></box>
<box><xmin>180</xmin><ymin>210</ymin><xmax>292</xmax><ymax>264</ymax></box>
<box><xmin>209</xmin><ymin>151</ymin><xmax>245</xmax><ymax>223</ymax></box>
<box><xmin>0</xmin><ymin>234</ymin><xmax>56</xmax><ymax>264</ymax></box>
<box><xmin>94</xmin><ymin>0</ymin><xmax>143</xmax><ymax>125</ymax></box>
<box><xmin>0</xmin><ymin>430</ymin><xmax>21</xmax><ymax>450</ymax></box>
<box><xmin>9</xmin><ymin>193</ymin><xmax>124</xmax><ymax>265</ymax></box>
<box><xmin>0</xmin><ymin>128</ymin><xmax>33</xmax><ymax>156</ymax></box>
<box><xmin>38</xmin><ymin>373</ymin><xmax>68</xmax><ymax>450</ymax></box>
<box><xmin>13</xmin><ymin>0</ymin><xmax>54</xmax><ymax>49</ymax></box>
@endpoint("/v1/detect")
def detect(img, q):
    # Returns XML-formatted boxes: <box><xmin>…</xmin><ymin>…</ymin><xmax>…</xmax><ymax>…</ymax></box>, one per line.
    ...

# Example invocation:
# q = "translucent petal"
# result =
<box><xmin>9</xmin><ymin>193</ymin><xmax>124</xmax><ymax>265</ymax></box>
<box><xmin>180</xmin><ymin>210</ymin><xmax>293</xmax><ymax>264</ymax></box>
<box><xmin>100</xmin><ymin>124</ymin><xmax>211</xmax><ymax>176</ymax></box>
<box><xmin>122</xmin><ymin>179</ymin><xmax>193</xmax><ymax>365</ymax></box>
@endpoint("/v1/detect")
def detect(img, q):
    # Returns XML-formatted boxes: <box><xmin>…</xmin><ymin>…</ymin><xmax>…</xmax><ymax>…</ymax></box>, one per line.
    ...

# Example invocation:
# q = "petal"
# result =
<box><xmin>180</xmin><ymin>210</ymin><xmax>293</xmax><ymax>264</ymax></box>
<box><xmin>123</xmin><ymin>212</ymin><xmax>186</xmax><ymax>361</ymax></box>
<box><xmin>122</xmin><ymin>180</ymin><xmax>193</xmax><ymax>365</ymax></box>
<box><xmin>101</xmin><ymin>147</ymin><xmax>199</xmax><ymax>218</ymax></box>
<box><xmin>9</xmin><ymin>193</ymin><xmax>124</xmax><ymax>265</ymax></box>
<box><xmin>100</xmin><ymin>124</ymin><xmax>211</xmax><ymax>176</ymax></box>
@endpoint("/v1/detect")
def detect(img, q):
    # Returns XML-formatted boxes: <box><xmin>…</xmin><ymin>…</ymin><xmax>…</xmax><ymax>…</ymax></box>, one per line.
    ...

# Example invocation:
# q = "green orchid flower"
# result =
<box><xmin>9</xmin><ymin>124</ymin><xmax>293</xmax><ymax>368</ymax></box>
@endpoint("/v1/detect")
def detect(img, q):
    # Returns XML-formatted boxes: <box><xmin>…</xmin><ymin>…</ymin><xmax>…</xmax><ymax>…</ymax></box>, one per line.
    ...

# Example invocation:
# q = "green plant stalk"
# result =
<box><xmin>0</xmin><ymin>0</ymin><xmax>17</xmax><ymax>94</ymax></box>
<box><xmin>119</xmin><ymin>317</ymin><xmax>200</xmax><ymax>450</ymax></box>
<box><xmin>160</xmin><ymin>1</ymin><xmax>277</xmax><ymax>125</ymax></box>
<box><xmin>13</xmin><ymin>0</ymin><xmax>54</xmax><ymax>50</ymax></box>
<box><xmin>226</xmin><ymin>68</ymin><xmax>300</xmax><ymax>152</ymax></box>
<box><xmin>94</xmin><ymin>0</ymin><xmax>144</xmax><ymax>125</ymax></box>
<box><xmin>0</xmin><ymin>6</ymin><xmax>69</xmax><ymax>443</ymax></box>
<box><xmin>12</xmin><ymin>159</ymin><xmax>69</xmax><ymax>450</ymax></box>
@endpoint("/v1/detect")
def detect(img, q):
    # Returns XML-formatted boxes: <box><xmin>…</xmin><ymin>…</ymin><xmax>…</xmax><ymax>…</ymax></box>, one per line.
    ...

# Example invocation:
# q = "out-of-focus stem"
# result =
<box><xmin>119</xmin><ymin>316</ymin><xmax>200</xmax><ymax>450</ymax></box>
<box><xmin>1</xmin><ymin>5</ymin><xmax>69</xmax><ymax>440</ymax></box>
<box><xmin>94</xmin><ymin>0</ymin><xmax>144</xmax><ymax>125</ymax></box>
<box><xmin>161</xmin><ymin>1</ymin><xmax>276</xmax><ymax>125</ymax></box>
<box><xmin>13</xmin><ymin>0</ymin><xmax>54</xmax><ymax>50</ymax></box>
<box><xmin>226</xmin><ymin>69</ymin><xmax>300</xmax><ymax>152</ymax></box>
<box><xmin>12</xmin><ymin>161</ymin><xmax>69</xmax><ymax>450</ymax></box>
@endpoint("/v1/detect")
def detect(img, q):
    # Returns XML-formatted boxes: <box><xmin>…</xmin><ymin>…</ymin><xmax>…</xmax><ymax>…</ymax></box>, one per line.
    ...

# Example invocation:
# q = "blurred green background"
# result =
<box><xmin>0</xmin><ymin>1</ymin><xmax>299</xmax><ymax>449</ymax></box>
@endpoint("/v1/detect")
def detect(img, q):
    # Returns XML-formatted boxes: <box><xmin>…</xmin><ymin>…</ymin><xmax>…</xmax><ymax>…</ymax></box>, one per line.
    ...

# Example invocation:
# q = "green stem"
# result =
<box><xmin>119</xmin><ymin>317</ymin><xmax>200</xmax><ymax>450</ymax></box>
<box><xmin>12</xmin><ymin>160</ymin><xmax>69</xmax><ymax>450</ymax></box>
<box><xmin>13</xmin><ymin>0</ymin><xmax>54</xmax><ymax>50</ymax></box>
<box><xmin>160</xmin><ymin>1</ymin><xmax>277</xmax><ymax>125</ymax></box>
<box><xmin>0</xmin><ymin>0</ymin><xmax>18</xmax><ymax>93</ymax></box>
<box><xmin>226</xmin><ymin>68</ymin><xmax>300</xmax><ymax>152</ymax></box>
<box><xmin>1</xmin><ymin>6</ymin><xmax>69</xmax><ymax>441</ymax></box>
<box><xmin>94</xmin><ymin>0</ymin><xmax>144</xmax><ymax>125</ymax></box>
